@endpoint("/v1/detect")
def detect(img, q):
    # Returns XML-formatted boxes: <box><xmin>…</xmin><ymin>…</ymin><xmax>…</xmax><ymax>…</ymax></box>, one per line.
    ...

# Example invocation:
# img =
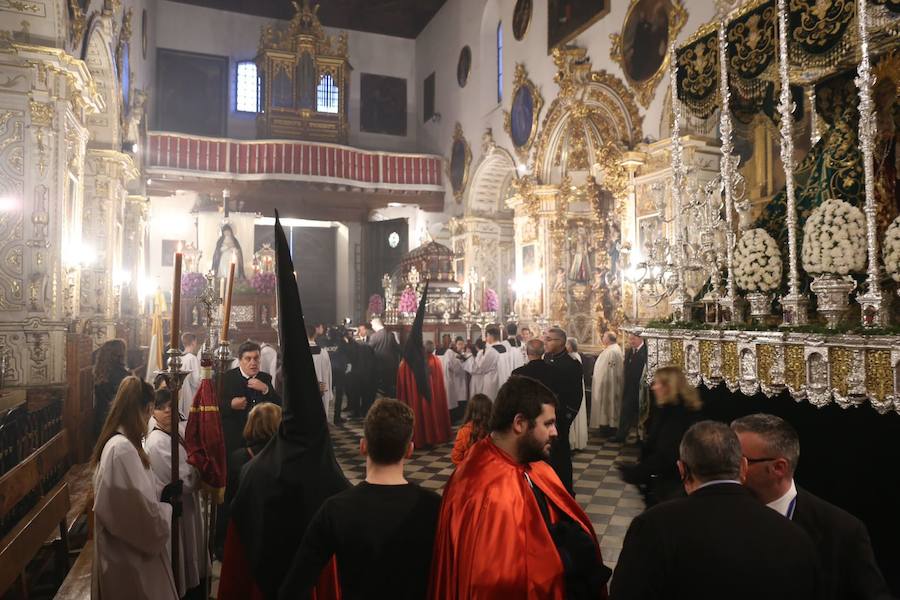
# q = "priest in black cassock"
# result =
<box><xmin>220</xmin><ymin>341</ymin><xmax>281</xmax><ymax>455</ymax></box>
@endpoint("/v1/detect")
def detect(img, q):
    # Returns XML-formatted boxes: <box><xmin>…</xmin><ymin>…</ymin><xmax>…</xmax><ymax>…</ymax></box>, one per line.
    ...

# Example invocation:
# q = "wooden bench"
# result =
<box><xmin>0</xmin><ymin>431</ymin><xmax>71</xmax><ymax>597</ymax></box>
<box><xmin>54</xmin><ymin>541</ymin><xmax>92</xmax><ymax>599</ymax></box>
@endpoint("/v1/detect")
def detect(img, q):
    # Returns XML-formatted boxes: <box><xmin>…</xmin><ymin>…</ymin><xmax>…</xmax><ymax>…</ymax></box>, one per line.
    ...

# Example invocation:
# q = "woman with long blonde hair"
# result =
<box><xmin>618</xmin><ymin>366</ymin><xmax>703</xmax><ymax>506</ymax></box>
<box><xmin>91</xmin><ymin>376</ymin><xmax>179</xmax><ymax>599</ymax></box>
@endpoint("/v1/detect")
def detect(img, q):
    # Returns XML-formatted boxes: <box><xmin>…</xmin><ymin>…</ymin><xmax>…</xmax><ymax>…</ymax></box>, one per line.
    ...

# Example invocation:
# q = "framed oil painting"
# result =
<box><xmin>513</xmin><ymin>0</ymin><xmax>532</xmax><ymax>41</ymax></box>
<box><xmin>503</xmin><ymin>64</ymin><xmax>543</xmax><ymax>158</ymax></box>
<box><xmin>609</xmin><ymin>0</ymin><xmax>686</xmax><ymax>107</ymax></box>
<box><xmin>156</xmin><ymin>48</ymin><xmax>228</xmax><ymax>137</ymax></box>
<box><xmin>448</xmin><ymin>123</ymin><xmax>471</xmax><ymax>204</ymax></box>
<box><xmin>360</xmin><ymin>73</ymin><xmax>407</xmax><ymax>136</ymax></box>
<box><xmin>547</xmin><ymin>0</ymin><xmax>610</xmax><ymax>52</ymax></box>
<box><xmin>457</xmin><ymin>46</ymin><xmax>471</xmax><ymax>88</ymax></box>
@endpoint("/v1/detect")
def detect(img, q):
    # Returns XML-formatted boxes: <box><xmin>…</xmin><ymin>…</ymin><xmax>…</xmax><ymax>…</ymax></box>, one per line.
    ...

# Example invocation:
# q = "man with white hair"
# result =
<box><xmin>590</xmin><ymin>331</ymin><xmax>624</xmax><ymax>432</ymax></box>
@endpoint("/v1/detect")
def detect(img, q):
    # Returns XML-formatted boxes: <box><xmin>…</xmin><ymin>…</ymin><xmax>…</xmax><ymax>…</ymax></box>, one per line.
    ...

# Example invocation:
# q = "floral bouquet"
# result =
<box><xmin>367</xmin><ymin>293</ymin><xmax>385</xmax><ymax>316</ymax></box>
<box><xmin>250</xmin><ymin>272</ymin><xmax>276</xmax><ymax>295</ymax></box>
<box><xmin>801</xmin><ymin>198</ymin><xmax>866</xmax><ymax>276</ymax></box>
<box><xmin>398</xmin><ymin>287</ymin><xmax>418</xmax><ymax>314</ymax></box>
<box><xmin>884</xmin><ymin>215</ymin><xmax>900</xmax><ymax>283</ymax></box>
<box><xmin>733</xmin><ymin>229</ymin><xmax>782</xmax><ymax>293</ymax></box>
<box><xmin>484</xmin><ymin>288</ymin><xmax>500</xmax><ymax>312</ymax></box>
<box><xmin>180</xmin><ymin>272</ymin><xmax>207</xmax><ymax>298</ymax></box>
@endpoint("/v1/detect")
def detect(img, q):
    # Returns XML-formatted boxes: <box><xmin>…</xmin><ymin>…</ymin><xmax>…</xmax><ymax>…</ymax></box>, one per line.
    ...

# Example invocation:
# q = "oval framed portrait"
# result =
<box><xmin>457</xmin><ymin>46</ymin><xmax>472</xmax><ymax>88</ymax></box>
<box><xmin>510</xmin><ymin>86</ymin><xmax>534</xmax><ymax>148</ymax></box>
<box><xmin>448</xmin><ymin>123</ymin><xmax>471</xmax><ymax>203</ymax></box>
<box><xmin>512</xmin><ymin>0</ymin><xmax>532</xmax><ymax>41</ymax></box>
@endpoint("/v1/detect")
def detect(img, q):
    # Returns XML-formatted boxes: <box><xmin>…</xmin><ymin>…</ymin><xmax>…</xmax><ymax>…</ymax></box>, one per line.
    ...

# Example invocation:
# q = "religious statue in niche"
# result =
<box><xmin>212</xmin><ymin>224</ymin><xmax>246</xmax><ymax>279</ymax></box>
<box><xmin>568</xmin><ymin>226</ymin><xmax>592</xmax><ymax>282</ymax></box>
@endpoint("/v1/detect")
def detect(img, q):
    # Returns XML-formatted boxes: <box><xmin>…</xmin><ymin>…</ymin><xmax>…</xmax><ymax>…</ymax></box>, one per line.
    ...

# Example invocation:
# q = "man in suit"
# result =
<box><xmin>613</xmin><ymin>332</ymin><xmax>648</xmax><ymax>443</ymax></box>
<box><xmin>612</xmin><ymin>420</ymin><xmax>822</xmax><ymax>600</ymax></box>
<box><xmin>220</xmin><ymin>340</ymin><xmax>282</xmax><ymax>454</ymax></box>
<box><xmin>511</xmin><ymin>338</ymin><xmax>556</xmax><ymax>391</ymax></box>
<box><xmin>367</xmin><ymin>318</ymin><xmax>400</xmax><ymax>398</ymax></box>
<box><xmin>732</xmin><ymin>414</ymin><xmax>891</xmax><ymax>600</ymax></box>
<box><xmin>542</xmin><ymin>326</ymin><xmax>584</xmax><ymax>495</ymax></box>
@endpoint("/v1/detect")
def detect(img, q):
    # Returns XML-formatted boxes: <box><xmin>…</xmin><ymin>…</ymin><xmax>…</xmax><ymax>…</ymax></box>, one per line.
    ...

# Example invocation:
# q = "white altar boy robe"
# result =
<box><xmin>145</xmin><ymin>419</ymin><xmax>210</xmax><ymax>596</ymax></box>
<box><xmin>92</xmin><ymin>430</ymin><xmax>178</xmax><ymax>600</ymax></box>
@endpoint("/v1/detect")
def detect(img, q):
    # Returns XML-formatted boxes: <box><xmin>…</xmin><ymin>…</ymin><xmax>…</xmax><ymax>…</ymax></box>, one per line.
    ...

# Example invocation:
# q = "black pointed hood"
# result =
<box><xmin>401</xmin><ymin>281</ymin><xmax>431</xmax><ymax>402</ymax></box>
<box><xmin>227</xmin><ymin>211</ymin><xmax>349</xmax><ymax>600</ymax></box>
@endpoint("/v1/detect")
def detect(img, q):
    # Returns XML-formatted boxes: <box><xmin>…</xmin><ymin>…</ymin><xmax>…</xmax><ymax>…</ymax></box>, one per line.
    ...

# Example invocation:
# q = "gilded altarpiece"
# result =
<box><xmin>0</xmin><ymin>36</ymin><xmax>103</xmax><ymax>392</ymax></box>
<box><xmin>507</xmin><ymin>48</ymin><xmax>643</xmax><ymax>350</ymax></box>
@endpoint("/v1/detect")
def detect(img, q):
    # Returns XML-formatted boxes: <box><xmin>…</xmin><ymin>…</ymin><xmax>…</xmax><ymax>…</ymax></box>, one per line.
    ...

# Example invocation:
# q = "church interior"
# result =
<box><xmin>1</xmin><ymin>0</ymin><xmax>899</xmax><ymax>597</ymax></box>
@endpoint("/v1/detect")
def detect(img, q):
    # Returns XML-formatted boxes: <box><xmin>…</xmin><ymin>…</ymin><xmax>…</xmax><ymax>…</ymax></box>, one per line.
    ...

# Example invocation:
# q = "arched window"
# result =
<box><xmin>316</xmin><ymin>73</ymin><xmax>339</xmax><ymax>113</ymax></box>
<box><xmin>236</xmin><ymin>60</ymin><xmax>260</xmax><ymax>113</ymax></box>
<box><xmin>496</xmin><ymin>21</ymin><xmax>503</xmax><ymax>103</ymax></box>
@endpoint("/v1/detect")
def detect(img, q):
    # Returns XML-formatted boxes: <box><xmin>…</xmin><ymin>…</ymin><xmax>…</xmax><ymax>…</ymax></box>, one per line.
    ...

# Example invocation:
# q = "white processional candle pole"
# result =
<box><xmin>854</xmin><ymin>0</ymin><xmax>891</xmax><ymax>327</ymax></box>
<box><xmin>775</xmin><ymin>0</ymin><xmax>808</xmax><ymax>326</ymax></box>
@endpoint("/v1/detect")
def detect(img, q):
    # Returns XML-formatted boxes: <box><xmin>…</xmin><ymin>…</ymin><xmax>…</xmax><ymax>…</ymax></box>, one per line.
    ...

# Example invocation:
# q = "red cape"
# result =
<box><xmin>218</xmin><ymin>521</ymin><xmax>340</xmax><ymax>600</ymax></box>
<box><xmin>184</xmin><ymin>377</ymin><xmax>226</xmax><ymax>497</ymax></box>
<box><xmin>397</xmin><ymin>356</ymin><xmax>451</xmax><ymax>447</ymax></box>
<box><xmin>429</xmin><ymin>438</ymin><xmax>607</xmax><ymax>599</ymax></box>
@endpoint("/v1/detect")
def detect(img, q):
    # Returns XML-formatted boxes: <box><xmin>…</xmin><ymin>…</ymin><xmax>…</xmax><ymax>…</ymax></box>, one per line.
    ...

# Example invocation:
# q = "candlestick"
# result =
<box><xmin>221</xmin><ymin>261</ymin><xmax>235</xmax><ymax>341</ymax></box>
<box><xmin>171</xmin><ymin>252</ymin><xmax>183</xmax><ymax>350</ymax></box>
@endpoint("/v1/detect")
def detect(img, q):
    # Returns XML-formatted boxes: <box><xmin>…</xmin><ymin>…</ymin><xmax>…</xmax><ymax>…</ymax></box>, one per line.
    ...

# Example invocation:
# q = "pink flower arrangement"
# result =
<box><xmin>367</xmin><ymin>294</ymin><xmax>384</xmax><ymax>315</ymax></box>
<box><xmin>250</xmin><ymin>272</ymin><xmax>276</xmax><ymax>295</ymax></box>
<box><xmin>484</xmin><ymin>288</ymin><xmax>500</xmax><ymax>312</ymax></box>
<box><xmin>180</xmin><ymin>272</ymin><xmax>207</xmax><ymax>298</ymax></box>
<box><xmin>398</xmin><ymin>287</ymin><xmax>418</xmax><ymax>313</ymax></box>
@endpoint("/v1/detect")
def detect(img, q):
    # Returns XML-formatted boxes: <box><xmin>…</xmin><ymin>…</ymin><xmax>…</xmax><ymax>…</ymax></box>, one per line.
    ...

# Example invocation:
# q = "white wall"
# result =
<box><xmin>153</xmin><ymin>0</ymin><xmax>417</xmax><ymax>150</ymax></box>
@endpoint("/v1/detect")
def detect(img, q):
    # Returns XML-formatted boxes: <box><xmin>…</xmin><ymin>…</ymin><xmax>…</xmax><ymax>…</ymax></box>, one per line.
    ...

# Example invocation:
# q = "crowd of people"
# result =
<box><xmin>89</xmin><ymin>323</ymin><xmax>894</xmax><ymax>600</ymax></box>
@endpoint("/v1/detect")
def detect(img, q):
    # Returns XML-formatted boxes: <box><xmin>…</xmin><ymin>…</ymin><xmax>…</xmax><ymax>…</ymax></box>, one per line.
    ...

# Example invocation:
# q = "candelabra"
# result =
<box><xmin>776</xmin><ymin>0</ymin><xmax>809</xmax><ymax>326</ymax></box>
<box><xmin>196</xmin><ymin>271</ymin><xmax>223</xmax><ymax>355</ymax></box>
<box><xmin>853</xmin><ymin>0</ymin><xmax>891</xmax><ymax>327</ymax></box>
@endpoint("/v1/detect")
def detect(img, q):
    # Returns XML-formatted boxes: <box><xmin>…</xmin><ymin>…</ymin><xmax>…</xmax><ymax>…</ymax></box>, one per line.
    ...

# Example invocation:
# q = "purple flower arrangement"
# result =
<box><xmin>367</xmin><ymin>293</ymin><xmax>384</xmax><ymax>315</ymax></box>
<box><xmin>250</xmin><ymin>271</ymin><xmax>276</xmax><ymax>295</ymax></box>
<box><xmin>484</xmin><ymin>288</ymin><xmax>500</xmax><ymax>312</ymax></box>
<box><xmin>398</xmin><ymin>287</ymin><xmax>418</xmax><ymax>313</ymax></box>
<box><xmin>180</xmin><ymin>272</ymin><xmax>207</xmax><ymax>298</ymax></box>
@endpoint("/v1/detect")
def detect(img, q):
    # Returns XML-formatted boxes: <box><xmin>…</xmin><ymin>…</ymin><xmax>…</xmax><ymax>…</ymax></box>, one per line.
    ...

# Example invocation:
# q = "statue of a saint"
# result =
<box><xmin>568</xmin><ymin>226</ymin><xmax>591</xmax><ymax>282</ymax></box>
<box><xmin>211</xmin><ymin>224</ymin><xmax>246</xmax><ymax>280</ymax></box>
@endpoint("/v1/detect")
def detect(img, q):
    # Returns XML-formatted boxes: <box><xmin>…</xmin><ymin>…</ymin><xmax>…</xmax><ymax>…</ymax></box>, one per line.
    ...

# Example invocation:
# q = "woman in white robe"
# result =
<box><xmin>145</xmin><ymin>388</ymin><xmax>210</xmax><ymax>598</ymax></box>
<box><xmin>567</xmin><ymin>338</ymin><xmax>589</xmax><ymax>451</ymax></box>
<box><xmin>91</xmin><ymin>376</ymin><xmax>178</xmax><ymax>600</ymax></box>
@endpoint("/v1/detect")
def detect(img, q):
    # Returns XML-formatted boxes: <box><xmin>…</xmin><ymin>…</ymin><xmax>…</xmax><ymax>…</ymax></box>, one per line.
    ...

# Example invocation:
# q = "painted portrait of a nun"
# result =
<box><xmin>211</xmin><ymin>224</ymin><xmax>246</xmax><ymax>279</ymax></box>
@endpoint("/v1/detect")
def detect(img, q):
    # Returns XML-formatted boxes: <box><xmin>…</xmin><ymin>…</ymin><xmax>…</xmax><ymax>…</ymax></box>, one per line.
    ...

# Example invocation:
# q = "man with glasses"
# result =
<box><xmin>542</xmin><ymin>326</ymin><xmax>583</xmax><ymax>495</ymax></box>
<box><xmin>732</xmin><ymin>414</ymin><xmax>890</xmax><ymax>600</ymax></box>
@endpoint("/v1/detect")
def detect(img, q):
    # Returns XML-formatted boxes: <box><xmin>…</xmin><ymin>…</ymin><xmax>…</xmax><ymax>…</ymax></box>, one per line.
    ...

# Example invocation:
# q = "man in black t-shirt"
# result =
<box><xmin>279</xmin><ymin>399</ymin><xmax>441</xmax><ymax>600</ymax></box>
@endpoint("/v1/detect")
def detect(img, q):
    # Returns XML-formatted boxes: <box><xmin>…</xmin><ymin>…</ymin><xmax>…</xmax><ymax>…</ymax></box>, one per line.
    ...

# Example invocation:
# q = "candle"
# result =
<box><xmin>481</xmin><ymin>277</ymin><xmax>486</xmax><ymax>311</ymax></box>
<box><xmin>171</xmin><ymin>252</ymin><xmax>183</xmax><ymax>351</ymax></box>
<box><xmin>467</xmin><ymin>279</ymin><xmax>472</xmax><ymax>313</ymax></box>
<box><xmin>219</xmin><ymin>277</ymin><xmax>225</xmax><ymax>299</ymax></box>
<box><xmin>221</xmin><ymin>261</ymin><xmax>235</xmax><ymax>341</ymax></box>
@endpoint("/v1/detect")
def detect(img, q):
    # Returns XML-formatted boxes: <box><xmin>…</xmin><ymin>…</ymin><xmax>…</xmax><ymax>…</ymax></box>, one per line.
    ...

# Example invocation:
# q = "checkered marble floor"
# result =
<box><xmin>330</xmin><ymin>419</ymin><xmax>643</xmax><ymax>569</ymax></box>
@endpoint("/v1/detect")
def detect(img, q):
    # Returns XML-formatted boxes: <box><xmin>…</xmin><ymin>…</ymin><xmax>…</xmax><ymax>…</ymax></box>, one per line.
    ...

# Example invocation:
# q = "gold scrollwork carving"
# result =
<box><xmin>670</xmin><ymin>338</ymin><xmax>684</xmax><ymax>368</ymax></box>
<box><xmin>757</xmin><ymin>343</ymin><xmax>775</xmax><ymax>385</ymax></box>
<box><xmin>28</xmin><ymin>100</ymin><xmax>52</xmax><ymax>127</ymax></box>
<box><xmin>829</xmin><ymin>347</ymin><xmax>852</xmax><ymax>398</ymax></box>
<box><xmin>784</xmin><ymin>345</ymin><xmax>806</xmax><ymax>390</ymax></box>
<box><xmin>864</xmin><ymin>350</ymin><xmax>893</xmax><ymax>403</ymax></box>
<box><xmin>609</xmin><ymin>0</ymin><xmax>688</xmax><ymax>108</ymax></box>
<box><xmin>503</xmin><ymin>63</ymin><xmax>544</xmax><ymax>159</ymax></box>
<box><xmin>699</xmin><ymin>339</ymin><xmax>715</xmax><ymax>379</ymax></box>
<box><xmin>722</xmin><ymin>341</ymin><xmax>738</xmax><ymax>382</ymax></box>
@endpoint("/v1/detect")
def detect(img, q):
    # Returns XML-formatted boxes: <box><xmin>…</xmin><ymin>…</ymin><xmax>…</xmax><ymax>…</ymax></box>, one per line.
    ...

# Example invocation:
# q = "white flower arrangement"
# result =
<box><xmin>801</xmin><ymin>198</ymin><xmax>866</xmax><ymax>276</ymax></box>
<box><xmin>733</xmin><ymin>228</ymin><xmax>782</xmax><ymax>292</ymax></box>
<box><xmin>884</xmin><ymin>215</ymin><xmax>900</xmax><ymax>283</ymax></box>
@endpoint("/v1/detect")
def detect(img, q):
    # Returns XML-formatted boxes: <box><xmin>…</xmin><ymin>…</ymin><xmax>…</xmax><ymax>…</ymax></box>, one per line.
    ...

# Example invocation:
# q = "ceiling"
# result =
<box><xmin>170</xmin><ymin>0</ymin><xmax>448</xmax><ymax>39</ymax></box>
